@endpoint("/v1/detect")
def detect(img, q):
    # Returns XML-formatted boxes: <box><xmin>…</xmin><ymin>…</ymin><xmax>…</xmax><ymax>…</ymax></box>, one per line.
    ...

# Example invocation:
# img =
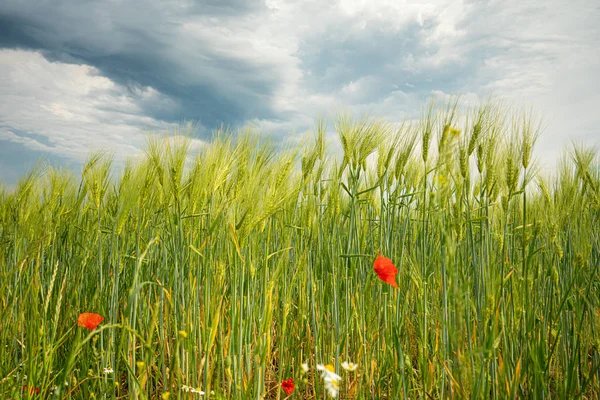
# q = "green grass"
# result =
<box><xmin>0</xmin><ymin>99</ymin><xmax>599</xmax><ymax>399</ymax></box>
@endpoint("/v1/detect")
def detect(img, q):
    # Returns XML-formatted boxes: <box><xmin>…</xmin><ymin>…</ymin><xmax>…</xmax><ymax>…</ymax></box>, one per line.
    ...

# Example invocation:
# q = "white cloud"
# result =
<box><xmin>0</xmin><ymin>0</ymin><xmax>598</xmax><ymax>183</ymax></box>
<box><xmin>0</xmin><ymin>129</ymin><xmax>54</xmax><ymax>153</ymax></box>
<box><xmin>0</xmin><ymin>49</ymin><xmax>187</xmax><ymax>165</ymax></box>
<box><xmin>460</xmin><ymin>0</ymin><xmax>600</xmax><ymax>168</ymax></box>
<box><xmin>249</xmin><ymin>0</ymin><xmax>600</xmax><ymax>170</ymax></box>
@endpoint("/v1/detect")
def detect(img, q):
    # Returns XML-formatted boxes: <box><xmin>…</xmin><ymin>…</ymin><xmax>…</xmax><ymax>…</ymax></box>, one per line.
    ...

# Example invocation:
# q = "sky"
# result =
<box><xmin>1</xmin><ymin>0</ymin><xmax>599</xmax><ymax>185</ymax></box>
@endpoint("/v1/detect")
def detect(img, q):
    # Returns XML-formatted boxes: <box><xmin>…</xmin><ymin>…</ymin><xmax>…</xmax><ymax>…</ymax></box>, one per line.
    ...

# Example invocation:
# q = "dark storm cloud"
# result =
<box><xmin>186</xmin><ymin>0</ymin><xmax>267</xmax><ymax>15</ymax></box>
<box><xmin>0</xmin><ymin>0</ymin><xmax>275</xmax><ymax>130</ymax></box>
<box><xmin>1</xmin><ymin>0</ymin><xmax>598</xmax><ymax>188</ymax></box>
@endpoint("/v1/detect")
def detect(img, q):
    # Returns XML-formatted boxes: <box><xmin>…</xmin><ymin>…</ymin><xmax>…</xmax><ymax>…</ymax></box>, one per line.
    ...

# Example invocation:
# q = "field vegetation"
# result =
<box><xmin>0</xmin><ymin>99</ymin><xmax>599</xmax><ymax>399</ymax></box>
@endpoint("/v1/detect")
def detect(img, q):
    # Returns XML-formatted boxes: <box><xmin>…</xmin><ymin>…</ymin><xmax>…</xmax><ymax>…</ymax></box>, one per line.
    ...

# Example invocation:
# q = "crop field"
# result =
<box><xmin>0</xmin><ymin>100</ymin><xmax>598</xmax><ymax>399</ymax></box>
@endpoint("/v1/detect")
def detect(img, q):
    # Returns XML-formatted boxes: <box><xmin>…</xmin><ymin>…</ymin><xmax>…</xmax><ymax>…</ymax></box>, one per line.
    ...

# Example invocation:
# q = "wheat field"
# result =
<box><xmin>0</xmin><ymin>99</ymin><xmax>598</xmax><ymax>399</ymax></box>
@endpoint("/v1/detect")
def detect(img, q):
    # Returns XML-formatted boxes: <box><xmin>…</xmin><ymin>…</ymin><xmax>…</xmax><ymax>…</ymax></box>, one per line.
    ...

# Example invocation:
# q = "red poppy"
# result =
<box><xmin>23</xmin><ymin>385</ymin><xmax>41</xmax><ymax>395</ymax></box>
<box><xmin>373</xmin><ymin>253</ymin><xmax>398</xmax><ymax>288</ymax></box>
<box><xmin>78</xmin><ymin>312</ymin><xmax>104</xmax><ymax>330</ymax></box>
<box><xmin>281</xmin><ymin>378</ymin><xmax>294</xmax><ymax>395</ymax></box>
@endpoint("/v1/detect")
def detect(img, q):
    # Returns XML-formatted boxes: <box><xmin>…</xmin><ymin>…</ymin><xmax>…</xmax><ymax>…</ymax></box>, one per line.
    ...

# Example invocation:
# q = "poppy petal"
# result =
<box><xmin>281</xmin><ymin>378</ymin><xmax>294</xmax><ymax>395</ymax></box>
<box><xmin>78</xmin><ymin>312</ymin><xmax>104</xmax><ymax>330</ymax></box>
<box><xmin>373</xmin><ymin>253</ymin><xmax>398</xmax><ymax>288</ymax></box>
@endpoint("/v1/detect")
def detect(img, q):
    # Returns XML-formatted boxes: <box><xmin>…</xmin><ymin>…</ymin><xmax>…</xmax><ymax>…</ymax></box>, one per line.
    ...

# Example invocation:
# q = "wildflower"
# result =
<box><xmin>181</xmin><ymin>385</ymin><xmax>204</xmax><ymax>395</ymax></box>
<box><xmin>317</xmin><ymin>364</ymin><xmax>342</xmax><ymax>381</ymax></box>
<box><xmin>449</xmin><ymin>126</ymin><xmax>461</xmax><ymax>138</ymax></box>
<box><xmin>281</xmin><ymin>378</ymin><xmax>294</xmax><ymax>395</ymax></box>
<box><xmin>301</xmin><ymin>362</ymin><xmax>309</xmax><ymax>373</ymax></box>
<box><xmin>341</xmin><ymin>361</ymin><xmax>358</xmax><ymax>372</ymax></box>
<box><xmin>178</xmin><ymin>330</ymin><xmax>188</xmax><ymax>339</ymax></box>
<box><xmin>190</xmin><ymin>387</ymin><xmax>205</xmax><ymax>395</ymax></box>
<box><xmin>317</xmin><ymin>364</ymin><xmax>341</xmax><ymax>398</ymax></box>
<box><xmin>442</xmin><ymin>125</ymin><xmax>461</xmax><ymax>141</ymax></box>
<box><xmin>103</xmin><ymin>367</ymin><xmax>114</xmax><ymax>374</ymax></box>
<box><xmin>77</xmin><ymin>313</ymin><xmax>104</xmax><ymax>330</ymax></box>
<box><xmin>373</xmin><ymin>253</ymin><xmax>398</xmax><ymax>288</ymax></box>
<box><xmin>23</xmin><ymin>385</ymin><xmax>41</xmax><ymax>395</ymax></box>
<box><xmin>161</xmin><ymin>393</ymin><xmax>171</xmax><ymax>400</ymax></box>
<box><xmin>324</xmin><ymin>378</ymin><xmax>339</xmax><ymax>398</ymax></box>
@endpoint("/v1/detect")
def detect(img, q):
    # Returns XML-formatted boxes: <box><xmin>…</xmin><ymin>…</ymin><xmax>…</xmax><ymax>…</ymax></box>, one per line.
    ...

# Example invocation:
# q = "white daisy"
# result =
<box><xmin>341</xmin><ymin>361</ymin><xmax>358</xmax><ymax>372</ymax></box>
<box><xmin>324</xmin><ymin>376</ymin><xmax>340</xmax><ymax>398</ymax></box>
<box><xmin>317</xmin><ymin>364</ymin><xmax>341</xmax><ymax>398</ymax></box>
<box><xmin>181</xmin><ymin>385</ymin><xmax>204</xmax><ymax>395</ymax></box>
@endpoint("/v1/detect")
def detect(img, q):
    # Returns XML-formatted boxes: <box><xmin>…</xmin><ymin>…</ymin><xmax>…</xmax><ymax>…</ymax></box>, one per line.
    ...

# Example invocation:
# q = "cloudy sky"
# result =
<box><xmin>1</xmin><ymin>0</ymin><xmax>598</xmax><ymax>184</ymax></box>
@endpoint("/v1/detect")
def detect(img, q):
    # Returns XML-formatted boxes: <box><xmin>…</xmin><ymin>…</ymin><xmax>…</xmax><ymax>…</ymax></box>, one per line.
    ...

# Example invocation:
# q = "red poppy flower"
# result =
<box><xmin>281</xmin><ymin>378</ymin><xmax>294</xmax><ymax>395</ymax></box>
<box><xmin>373</xmin><ymin>253</ymin><xmax>398</xmax><ymax>288</ymax></box>
<box><xmin>23</xmin><ymin>385</ymin><xmax>41</xmax><ymax>395</ymax></box>
<box><xmin>78</xmin><ymin>312</ymin><xmax>104</xmax><ymax>330</ymax></box>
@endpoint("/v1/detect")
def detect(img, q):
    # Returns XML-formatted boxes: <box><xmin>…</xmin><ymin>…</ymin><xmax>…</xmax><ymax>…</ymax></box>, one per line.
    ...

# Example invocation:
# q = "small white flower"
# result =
<box><xmin>181</xmin><ymin>385</ymin><xmax>204</xmax><ymax>395</ymax></box>
<box><xmin>316</xmin><ymin>364</ymin><xmax>342</xmax><ymax>381</ymax></box>
<box><xmin>190</xmin><ymin>387</ymin><xmax>205</xmax><ymax>395</ymax></box>
<box><xmin>324</xmin><ymin>377</ymin><xmax>340</xmax><ymax>398</ymax></box>
<box><xmin>317</xmin><ymin>364</ymin><xmax>341</xmax><ymax>398</ymax></box>
<box><xmin>301</xmin><ymin>363</ymin><xmax>309</xmax><ymax>373</ymax></box>
<box><xmin>103</xmin><ymin>367</ymin><xmax>114</xmax><ymax>374</ymax></box>
<box><xmin>341</xmin><ymin>361</ymin><xmax>358</xmax><ymax>372</ymax></box>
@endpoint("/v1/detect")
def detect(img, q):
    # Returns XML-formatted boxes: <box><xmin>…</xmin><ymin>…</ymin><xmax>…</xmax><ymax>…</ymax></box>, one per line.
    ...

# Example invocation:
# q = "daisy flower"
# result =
<box><xmin>181</xmin><ymin>385</ymin><xmax>204</xmax><ymax>395</ymax></box>
<box><xmin>317</xmin><ymin>364</ymin><xmax>342</xmax><ymax>398</ymax></box>
<box><xmin>190</xmin><ymin>387</ymin><xmax>205</xmax><ymax>395</ymax></box>
<box><xmin>341</xmin><ymin>361</ymin><xmax>358</xmax><ymax>372</ymax></box>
